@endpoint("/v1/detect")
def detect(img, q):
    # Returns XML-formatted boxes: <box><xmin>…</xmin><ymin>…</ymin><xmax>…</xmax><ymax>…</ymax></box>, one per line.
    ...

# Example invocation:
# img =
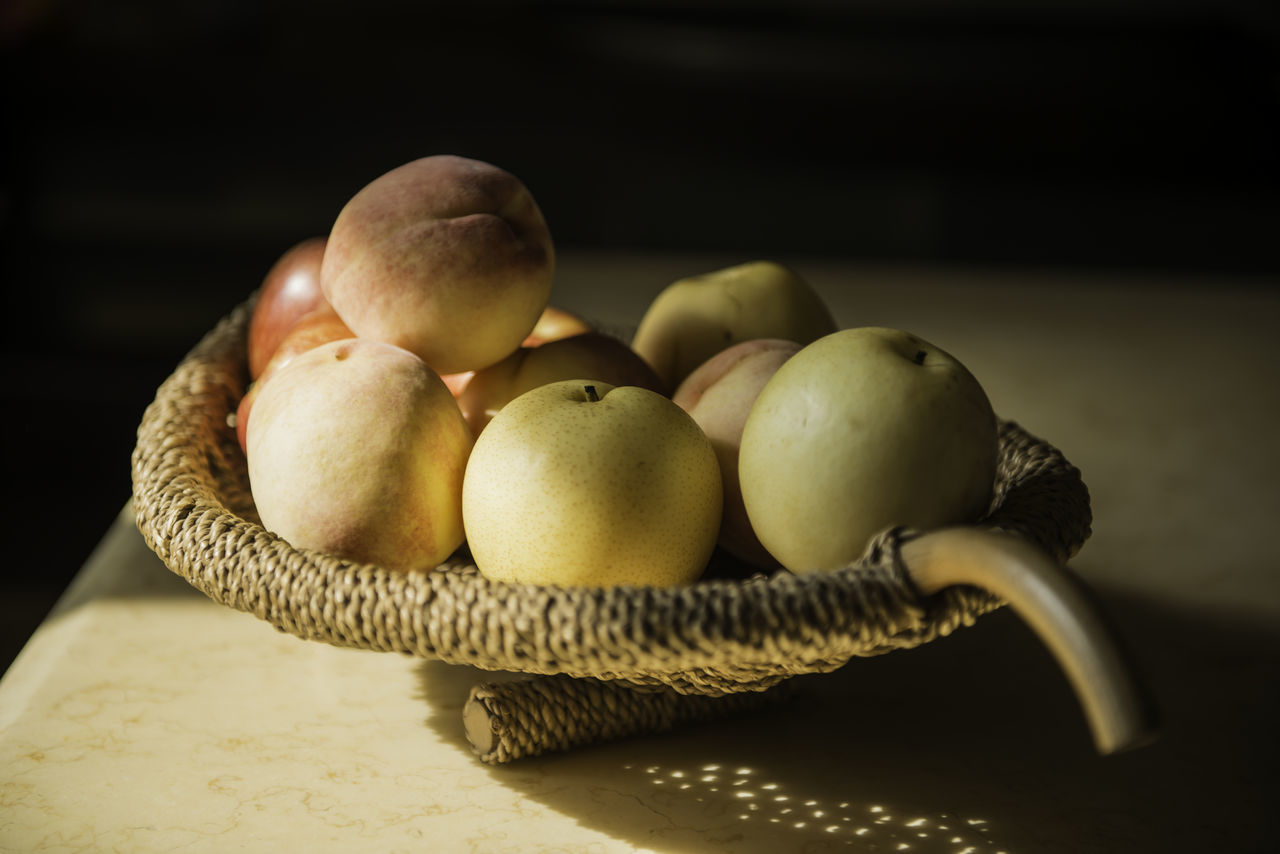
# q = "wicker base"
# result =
<box><xmin>464</xmin><ymin>676</ymin><xmax>797</xmax><ymax>764</ymax></box>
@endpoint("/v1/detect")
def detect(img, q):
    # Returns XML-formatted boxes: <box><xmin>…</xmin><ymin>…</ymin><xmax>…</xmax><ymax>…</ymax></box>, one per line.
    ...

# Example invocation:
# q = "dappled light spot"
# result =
<box><xmin>626</xmin><ymin>761</ymin><xmax>1005</xmax><ymax>851</ymax></box>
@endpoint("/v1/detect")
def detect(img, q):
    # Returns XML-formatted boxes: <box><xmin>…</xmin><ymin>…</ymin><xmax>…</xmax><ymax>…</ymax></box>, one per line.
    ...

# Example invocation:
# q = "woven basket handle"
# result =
<box><xmin>461</xmin><ymin>529</ymin><xmax>1156</xmax><ymax>764</ymax></box>
<box><xmin>901</xmin><ymin>527</ymin><xmax>1159</xmax><ymax>754</ymax></box>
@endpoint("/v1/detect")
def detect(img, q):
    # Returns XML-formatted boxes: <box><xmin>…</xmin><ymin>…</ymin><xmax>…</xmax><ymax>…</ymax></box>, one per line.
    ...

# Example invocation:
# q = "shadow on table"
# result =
<box><xmin>416</xmin><ymin>588</ymin><xmax>1280</xmax><ymax>853</ymax></box>
<box><xmin>38</xmin><ymin>513</ymin><xmax>1280</xmax><ymax>850</ymax></box>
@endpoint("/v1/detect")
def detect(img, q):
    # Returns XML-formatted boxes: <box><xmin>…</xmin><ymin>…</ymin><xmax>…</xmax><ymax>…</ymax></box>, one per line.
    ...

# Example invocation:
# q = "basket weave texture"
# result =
<box><xmin>131</xmin><ymin>298</ymin><xmax>1092</xmax><ymax>697</ymax></box>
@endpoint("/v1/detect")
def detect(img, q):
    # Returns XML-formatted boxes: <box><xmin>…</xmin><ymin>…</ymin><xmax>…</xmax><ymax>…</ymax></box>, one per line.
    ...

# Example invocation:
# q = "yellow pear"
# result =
<box><xmin>462</xmin><ymin>380</ymin><xmax>722</xmax><ymax>587</ymax></box>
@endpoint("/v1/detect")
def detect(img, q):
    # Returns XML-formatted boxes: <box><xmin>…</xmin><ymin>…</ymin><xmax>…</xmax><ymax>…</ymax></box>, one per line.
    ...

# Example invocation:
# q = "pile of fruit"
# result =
<box><xmin>236</xmin><ymin>155</ymin><xmax>998</xmax><ymax>587</ymax></box>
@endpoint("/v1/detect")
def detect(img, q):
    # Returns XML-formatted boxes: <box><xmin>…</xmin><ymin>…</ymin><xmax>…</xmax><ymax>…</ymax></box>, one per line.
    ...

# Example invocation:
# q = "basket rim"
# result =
<box><xmin>129</xmin><ymin>297</ymin><xmax>1091</xmax><ymax>693</ymax></box>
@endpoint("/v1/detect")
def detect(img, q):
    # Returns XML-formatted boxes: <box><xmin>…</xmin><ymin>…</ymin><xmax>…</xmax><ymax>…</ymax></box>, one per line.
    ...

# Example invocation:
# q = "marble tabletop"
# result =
<box><xmin>3</xmin><ymin>253</ymin><xmax>1278</xmax><ymax>852</ymax></box>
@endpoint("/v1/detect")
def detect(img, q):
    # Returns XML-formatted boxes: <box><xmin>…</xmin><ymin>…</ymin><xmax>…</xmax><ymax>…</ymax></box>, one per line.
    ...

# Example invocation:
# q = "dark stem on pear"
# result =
<box><xmin>584</xmin><ymin>384</ymin><xmax>600</xmax><ymax>402</ymax></box>
<box><xmin>913</xmin><ymin>350</ymin><xmax>927</xmax><ymax>365</ymax></box>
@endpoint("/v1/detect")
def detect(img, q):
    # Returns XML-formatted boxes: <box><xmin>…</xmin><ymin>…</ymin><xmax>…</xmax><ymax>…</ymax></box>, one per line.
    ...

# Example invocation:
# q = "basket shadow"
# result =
<box><xmin>415</xmin><ymin>587</ymin><xmax>1280</xmax><ymax>853</ymax></box>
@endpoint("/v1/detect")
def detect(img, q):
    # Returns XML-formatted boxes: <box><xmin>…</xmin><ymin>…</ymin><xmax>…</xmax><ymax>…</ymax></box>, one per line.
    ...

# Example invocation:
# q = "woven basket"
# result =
<box><xmin>131</xmin><ymin>297</ymin><xmax>1092</xmax><ymax>762</ymax></box>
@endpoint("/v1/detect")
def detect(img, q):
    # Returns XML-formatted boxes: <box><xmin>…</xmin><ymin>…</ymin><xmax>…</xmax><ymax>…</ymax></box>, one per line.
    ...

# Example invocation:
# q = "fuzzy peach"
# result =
<box><xmin>320</xmin><ymin>155</ymin><xmax>555</xmax><ymax>375</ymax></box>
<box><xmin>235</xmin><ymin>305</ymin><xmax>354</xmax><ymax>455</ymax></box>
<box><xmin>522</xmin><ymin>305</ymin><xmax>591</xmax><ymax>347</ymax></box>
<box><xmin>247</xmin><ymin>338</ymin><xmax>474</xmax><ymax>572</ymax></box>
<box><xmin>673</xmin><ymin>339</ymin><xmax>802</xmax><ymax>568</ymax></box>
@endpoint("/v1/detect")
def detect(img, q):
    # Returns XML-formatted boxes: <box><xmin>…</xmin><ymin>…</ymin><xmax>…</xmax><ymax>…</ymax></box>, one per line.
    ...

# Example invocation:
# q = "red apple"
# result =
<box><xmin>457</xmin><ymin>332</ymin><xmax>664</xmax><ymax>436</ymax></box>
<box><xmin>236</xmin><ymin>305</ymin><xmax>355</xmax><ymax>454</ymax></box>
<box><xmin>247</xmin><ymin>237</ymin><xmax>329</xmax><ymax>379</ymax></box>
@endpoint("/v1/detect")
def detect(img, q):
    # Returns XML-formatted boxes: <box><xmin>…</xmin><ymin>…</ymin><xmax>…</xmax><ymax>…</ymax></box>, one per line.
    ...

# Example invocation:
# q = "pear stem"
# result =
<box><xmin>584</xmin><ymin>384</ymin><xmax>600</xmax><ymax>402</ymax></box>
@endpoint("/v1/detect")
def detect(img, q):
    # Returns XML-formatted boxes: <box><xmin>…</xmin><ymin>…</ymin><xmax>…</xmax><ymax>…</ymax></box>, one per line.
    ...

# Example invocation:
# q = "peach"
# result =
<box><xmin>673</xmin><ymin>339</ymin><xmax>803</xmax><ymax>569</ymax></box>
<box><xmin>247</xmin><ymin>338</ymin><xmax>474</xmax><ymax>573</ymax></box>
<box><xmin>320</xmin><ymin>155</ymin><xmax>555</xmax><ymax>375</ymax></box>
<box><xmin>522</xmin><ymin>305</ymin><xmax>592</xmax><ymax>347</ymax></box>
<box><xmin>441</xmin><ymin>306</ymin><xmax>592</xmax><ymax>401</ymax></box>
<box><xmin>457</xmin><ymin>332</ymin><xmax>664</xmax><ymax>436</ymax></box>
<box><xmin>246</xmin><ymin>237</ymin><xmax>328</xmax><ymax>379</ymax></box>
<box><xmin>235</xmin><ymin>305</ymin><xmax>355</xmax><ymax>455</ymax></box>
<box><xmin>440</xmin><ymin>370</ymin><xmax>475</xmax><ymax>398</ymax></box>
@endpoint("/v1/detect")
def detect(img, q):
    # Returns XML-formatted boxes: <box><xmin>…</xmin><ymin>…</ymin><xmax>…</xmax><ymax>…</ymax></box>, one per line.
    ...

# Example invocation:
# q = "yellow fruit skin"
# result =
<box><xmin>462</xmin><ymin>380</ymin><xmax>722</xmax><ymax>588</ymax></box>
<box><xmin>631</xmin><ymin>260</ymin><xmax>837</xmax><ymax>390</ymax></box>
<box><xmin>247</xmin><ymin>338</ymin><xmax>474</xmax><ymax>573</ymax></box>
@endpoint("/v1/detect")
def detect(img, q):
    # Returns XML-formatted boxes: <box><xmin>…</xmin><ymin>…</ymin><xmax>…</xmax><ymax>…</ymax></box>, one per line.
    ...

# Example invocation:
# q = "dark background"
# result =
<box><xmin>3</xmin><ymin>0</ymin><xmax>1278</xmax><ymax>673</ymax></box>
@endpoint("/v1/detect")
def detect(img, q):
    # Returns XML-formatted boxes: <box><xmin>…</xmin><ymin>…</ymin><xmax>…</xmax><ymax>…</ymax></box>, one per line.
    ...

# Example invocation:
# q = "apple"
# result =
<box><xmin>235</xmin><ymin>305</ymin><xmax>355</xmax><ymax>454</ymax></box>
<box><xmin>630</xmin><ymin>260</ymin><xmax>837</xmax><ymax>390</ymax></box>
<box><xmin>246</xmin><ymin>236</ymin><xmax>328</xmax><ymax>379</ymax></box>
<box><xmin>673</xmin><ymin>339</ymin><xmax>802</xmax><ymax>569</ymax></box>
<box><xmin>456</xmin><ymin>332</ymin><xmax>665</xmax><ymax>435</ymax></box>
<box><xmin>320</xmin><ymin>155</ymin><xmax>555</xmax><ymax>375</ymax></box>
<box><xmin>523</xmin><ymin>304</ymin><xmax>592</xmax><ymax>347</ymax></box>
<box><xmin>247</xmin><ymin>338</ymin><xmax>474</xmax><ymax>573</ymax></box>
<box><xmin>738</xmin><ymin>327</ymin><xmax>998</xmax><ymax>573</ymax></box>
<box><xmin>462</xmin><ymin>379</ymin><xmax>722</xmax><ymax>588</ymax></box>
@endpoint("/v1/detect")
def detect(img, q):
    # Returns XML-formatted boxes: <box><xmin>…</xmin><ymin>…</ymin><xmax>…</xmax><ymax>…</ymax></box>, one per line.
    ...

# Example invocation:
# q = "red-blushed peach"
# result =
<box><xmin>247</xmin><ymin>338</ymin><xmax>474</xmax><ymax>573</ymax></box>
<box><xmin>320</xmin><ymin>155</ymin><xmax>555</xmax><ymax>375</ymax></box>
<box><xmin>673</xmin><ymin>338</ymin><xmax>803</xmax><ymax>569</ymax></box>
<box><xmin>235</xmin><ymin>305</ymin><xmax>355</xmax><ymax>455</ymax></box>
<box><xmin>457</xmin><ymin>332</ymin><xmax>665</xmax><ymax>436</ymax></box>
<box><xmin>247</xmin><ymin>237</ymin><xmax>328</xmax><ymax>379</ymax></box>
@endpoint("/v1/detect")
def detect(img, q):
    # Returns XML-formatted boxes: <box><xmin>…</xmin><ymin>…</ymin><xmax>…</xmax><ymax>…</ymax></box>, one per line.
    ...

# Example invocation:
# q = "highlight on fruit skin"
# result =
<box><xmin>246</xmin><ymin>236</ymin><xmax>329</xmax><ymax>380</ymax></box>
